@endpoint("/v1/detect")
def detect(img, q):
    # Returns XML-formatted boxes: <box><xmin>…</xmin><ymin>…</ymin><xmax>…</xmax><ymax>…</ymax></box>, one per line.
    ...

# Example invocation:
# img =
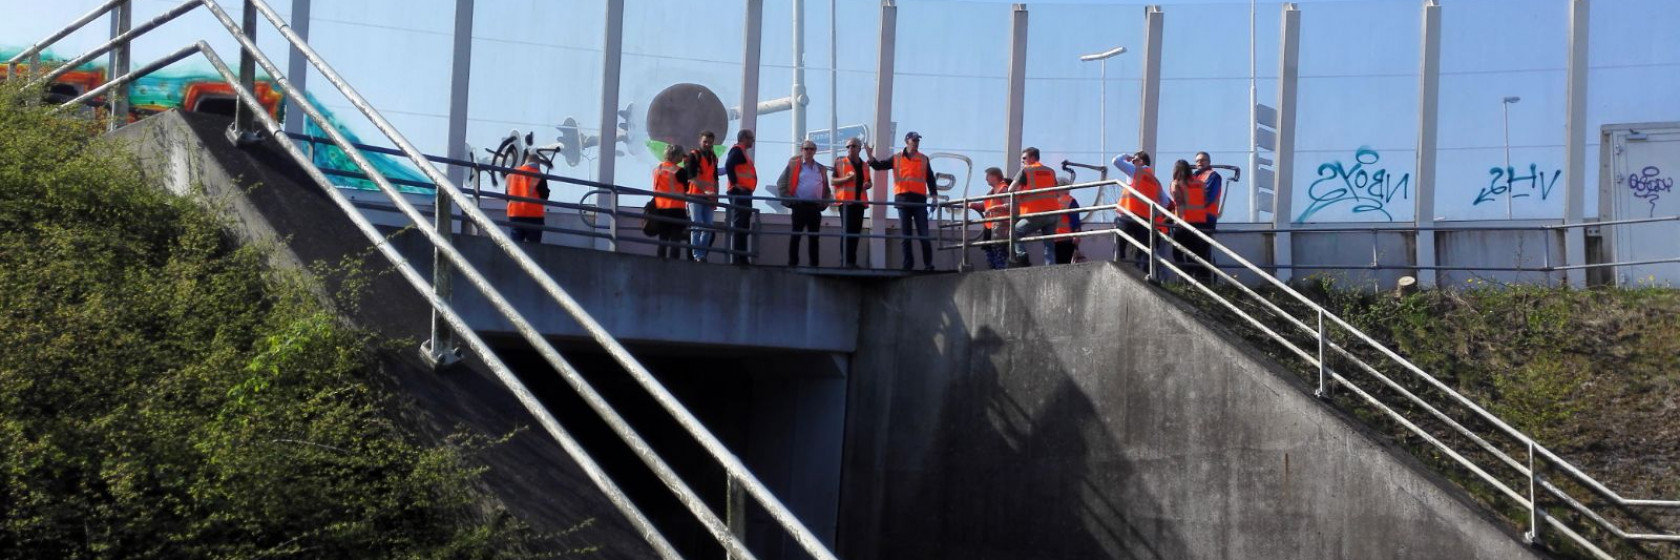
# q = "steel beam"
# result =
<box><xmin>283</xmin><ymin>0</ymin><xmax>309</xmax><ymax>136</ymax></box>
<box><xmin>1562</xmin><ymin>0</ymin><xmax>1589</xmax><ymax>287</ymax></box>
<box><xmin>1138</xmin><ymin>5</ymin><xmax>1163</xmax><ymax>159</ymax></box>
<box><xmin>446</xmin><ymin>0</ymin><xmax>473</xmax><ymax>191</ymax></box>
<box><xmin>869</xmin><ymin>0</ymin><xmax>896</xmax><ymax>269</ymax></box>
<box><xmin>1413</xmin><ymin>0</ymin><xmax>1441</xmax><ymax>288</ymax></box>
<box><xmin>1004</xmin><ymin>4</ymin><xmax>1027</xmax><ymax>176</ymax></box>
<box><xmin>106</xmin><ymin>0</ymin><xmax>131</xmax><ymax>129</ymax></box>
<box><xmin>598</xmin><ymin>0</ymin><xmax>625</xmax><ymax>250</ymax></box>
<box><xmin>1272</xmin><ymin>3</ymin><xmax>1300</xmax><ymax>282</ymax></box>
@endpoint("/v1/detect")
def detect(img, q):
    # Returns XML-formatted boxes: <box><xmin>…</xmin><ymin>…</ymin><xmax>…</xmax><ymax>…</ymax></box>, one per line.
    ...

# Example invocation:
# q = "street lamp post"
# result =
<box><xmin>1080</xmin><ymin>46</ymin><xmax>1127</xmax><ymax>169</ymax></box>
<box><xmin>1502</xmin><ymin>95</ymin><xmax>1521</xmax><ymax>220</ymax></box>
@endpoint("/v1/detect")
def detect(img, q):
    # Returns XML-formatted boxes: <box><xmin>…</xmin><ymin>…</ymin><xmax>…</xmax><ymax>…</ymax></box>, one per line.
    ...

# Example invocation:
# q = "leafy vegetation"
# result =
<box><xmin>1167</xmin><ymin>274</ymin><xmax>1680</xmax><ymax>558</ymax></box>
<box><xmin>0</xmin><ymin>87</ymin><xmax>546</xmax><ymax>557</ymax></box>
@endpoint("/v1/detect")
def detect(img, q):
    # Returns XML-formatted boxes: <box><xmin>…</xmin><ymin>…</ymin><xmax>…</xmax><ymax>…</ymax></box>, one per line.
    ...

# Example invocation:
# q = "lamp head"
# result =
<box><xmin>1079</xmin><ymin>46</ymin><xmax>1127</xmax><ymax>62</ymax></box>
<box><xmin>1502</xmin><ymin>96</ymin><xmax>1521</xmax><ymax>104</ymax></box>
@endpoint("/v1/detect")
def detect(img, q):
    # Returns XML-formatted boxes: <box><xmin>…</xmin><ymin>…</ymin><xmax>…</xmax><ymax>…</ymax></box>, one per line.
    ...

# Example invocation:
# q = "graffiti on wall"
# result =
<box><xmin>1295</xmin><ymin>147</ymin><xmax>1411</xmax><ymax>223</ymax></box>
<box><xmin>1472</xmin><ymin>164</ymin><xmax>1562</xmax><ymax>207</ymax></box>
<box><xmin>1626</xmin><ymin>166</ymin><xmax>1675</xmax><ymax>217</ymax></box>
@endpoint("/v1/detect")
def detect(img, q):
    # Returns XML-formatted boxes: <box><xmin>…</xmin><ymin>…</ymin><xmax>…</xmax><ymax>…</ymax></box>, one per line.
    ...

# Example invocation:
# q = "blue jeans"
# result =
<box><xmin>689</xmin><ymin>201</ymin><xmax>716</xmax><ymax>261</ymax></box>
<box><xmin>1012</xmin><ymin>215</ymin><xmax>1059</xmax><ymax>263</ymax></box>
<box><xmin>896</xmin><ymin>193</ymin><xmax>933</xmax><ymax>269</ymax></box>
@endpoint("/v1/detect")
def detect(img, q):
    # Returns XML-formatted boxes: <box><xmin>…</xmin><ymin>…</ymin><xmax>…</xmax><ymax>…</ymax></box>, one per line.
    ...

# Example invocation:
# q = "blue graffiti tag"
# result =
<box><xmin>1473</xmin><ymin>164</ymin><xmax>1562</xmax><ymax>206</ymax></box>
<box><xmin>1627</xmin><ymin>166</ymin><xmax>1674</xmax><ymax>217</ymax></box>
<box><xmin>1295</xmin><ymin>147</ymin><xmax>1411</xmax><ymax>223</ymax></box>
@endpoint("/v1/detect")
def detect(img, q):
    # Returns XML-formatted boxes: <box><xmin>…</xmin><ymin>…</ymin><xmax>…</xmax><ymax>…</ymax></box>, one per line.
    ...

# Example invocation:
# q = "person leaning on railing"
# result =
<box><xmin>1111</xmin><ymin>150</ymin><xmax>1169</xmax><ymax>269</ymax></box>
<box><xmin>684</xmin><ymin>131</ymin><xmax>721</xmax><ymax>262</ymax></box>
<box><xmin>865</xmin><ymin>131</ymin><xmax>937</xmax><ymax>271</ymax></box>
<box><xmin>723</xmin><ymin>129</ymin><xmax>758</xmax><ymax>265</ymax></box>
<box><xmin>776</xmin><ymin>140</ymin><xmax>833</xmax><ymax>268</ymax></box>
<box><xmin>1008</xmin><ymin>147</ymin><xmax>1061</xmax><ymax>267</ymax></box>
<box><xmin>968</xmin><ymin>167</ymin><xmax>1012</xmax><ymax>270</ymax></box>
<box><xmin>651</xmin><ymin>144</ymin><xmax>692</xmax><ymax>260</ymax></box>
<box><xmin>505</xmin><ymin>151</ymin><xmax>551</xmax><ymax>243</ymax></box>
<box><xmin>831</xmin><ymin>137</ymin><xmax>872</xmax><ymax>269</ymax></box>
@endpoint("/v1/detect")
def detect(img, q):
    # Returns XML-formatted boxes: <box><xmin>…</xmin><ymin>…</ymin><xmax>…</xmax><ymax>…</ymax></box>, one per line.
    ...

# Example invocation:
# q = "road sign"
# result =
<box><xmin>807</xmin><ymin>124</ymin><xmax>870</xmax><ymax>152</ymax></box>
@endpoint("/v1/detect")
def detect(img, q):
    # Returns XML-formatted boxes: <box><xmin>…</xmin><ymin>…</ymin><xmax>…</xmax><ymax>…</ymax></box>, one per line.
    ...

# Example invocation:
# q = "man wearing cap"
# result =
<box><xmin>505</xmin><ymin>151</ymin><xmax>551</xmax><ymax>243</ymax></box>
<box><xmin>866</xmin><ymin>131</ymin><xmax>937</xmax><ymax>271</ymax></box>
<box><xmin>776</xmin><ymin>140</ymin><xmax>832</xmax><ymax>267</ymax></box>
<box><xmin>831</xmin><ymin>137</ymin><xmax>871</xmax><ymax>268</ymax></box>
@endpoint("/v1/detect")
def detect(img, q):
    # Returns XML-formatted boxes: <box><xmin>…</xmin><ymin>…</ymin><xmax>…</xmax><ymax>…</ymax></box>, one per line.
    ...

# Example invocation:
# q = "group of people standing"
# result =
<box><xmin>504</xmin><ymin>127</ymin><xmax>1224</xmax><ymax>279</ymax></box>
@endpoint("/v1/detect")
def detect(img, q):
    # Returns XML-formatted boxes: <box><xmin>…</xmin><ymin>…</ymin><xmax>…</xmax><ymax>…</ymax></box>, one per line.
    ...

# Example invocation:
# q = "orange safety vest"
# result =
<box><xmin>730</xmin><ymin>144</ymin><xmax>757</xmax><ymax>192</ymax></box>
<box><xmin>1119</xmin><ymin>166</ymin><xmax>1165</xmax><ymax>228</ymax></box>
<box><xmin>1016</xmin><ymin>162</ymin><xmax>1061</xmax><ymax>215</ymax></box>
<box><xmin>834</xmin><ymin>156</ymin><xmax>868</xmax><ymax>202</ymax></box>
<box><xmin>688</xmin><ymin>151</ymin><xmax>718</xmax><ymax>198</ymax></box>
<box><xmin>784</xmin><ymin>157</ymin><xmax>830</xmax><ymax>203</ymax></box>
<box><xmin>892</xmin><ymin>151</ymin><xmax>931</xmax><ymax>196</ymax></box>
<box><xmin>1055</xmin><ymin>193</ymin><xmax>1076</xmax><ymax>235</ymax></box>
<box><xmin>653</xmin><ymin>162</ymin><xmax>686</xmax><ymax>210</ymax></box>
<box><xmin>1178</xmin><ymin>169</ymin><xmax>1218</xmax><ymax>224</ymax></box>
<box><xmin>505</xmin><ymin>164</ymin><xmax>545</xmax><ymax>218</ymax></box>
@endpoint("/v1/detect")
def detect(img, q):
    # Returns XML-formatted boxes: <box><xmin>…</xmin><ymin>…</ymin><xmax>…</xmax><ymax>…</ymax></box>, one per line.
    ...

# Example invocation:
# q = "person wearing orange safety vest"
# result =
<box><xmin>1172</xmin><ymin>151</ymin><xmax>1223</xmax><ymax>283</ymax></box>
<box><xmin>1112</xmin><ymin>150</ymin><xmax>1170</xmax><ymax>268</ymax></box>
<box><xmin>651</xmin><ymin>144</ymin><xmax>692</xmax><ymax>260</ymax></box>
<box><xmin>683</xmin><ymin>130</ymin><xmax>721</xmax><ymax>262</ymax></box>
<box><xmin>722</xmin><ymin>129</ymin><xmax>758</xmax><ymax>265</ymax></box>
<box><xmin>776</xmin><ymin>140</ymin><xmax>833</xmax><ymax>267</ymax></box>
<box><xmin>865</xmin><ymin>131</ymin><xmax>937</xmax><ymax>271</ymax></box>
<box><xmin>1006</xmin><ymin>147</ymin><xmax>1062</xmax><ymax>267</ymax></box>
<box><xmin>967</xmin><ymin>167</ymin><xmax>1012</xmax><ymax>270</ymax></box>
<box><xmin>1053</xmin><ymin>191</ymin><xmax>1084</xmax><ymax>264</ymax></box>
<box><xmin>831</xmin><ymin>137</ymin><xmax>872</xmax><ymax>268</ymax></box>
<box><xmin>505</xmin><ymin>152</ymin><xmax>551</xmax><ymax>243</ymax></box>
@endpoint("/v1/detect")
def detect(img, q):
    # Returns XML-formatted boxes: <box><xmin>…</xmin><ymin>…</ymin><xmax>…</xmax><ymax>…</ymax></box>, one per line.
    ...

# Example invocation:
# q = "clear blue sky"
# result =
<box><xmin>5</xmin><ymin>0</ymin><xmax>1679</xmax><ymax>223</ymax></box>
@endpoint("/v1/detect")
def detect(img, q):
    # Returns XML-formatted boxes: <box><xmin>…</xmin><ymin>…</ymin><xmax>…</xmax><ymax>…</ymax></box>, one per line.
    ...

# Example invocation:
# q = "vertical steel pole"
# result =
<box><xmin>1272</xmin><ymin>3</ymin><xmax>1301</xmax><ymax>283</ymax></box>
<box><xmin>1007</xmin><ymin>191</ymin><xmax>1019</xmax><ymax>266</ymax></box>
<box><xmin>960</xmin><ymin>199</ymin><xmax>972</xmax><ymax>271</ymax></box>
<box><xmin>233</xmin><ymin>0</ymin><xmax>260</xmax><ymax>142</ymax></box>
<box><xmin>1004</xmin><ymin>4</ymin><xmax>1028</xmax><ymax>177</ymax></box>
<box><xmin>869</xmin><ymin>0</ymin><xmax>897</xmax><ymax>269</ymax></box>
<box><xmin>446</xmin><ymin>0</ymin><xmax>474</xmax><ymax>199</ymax></box>
<box><xmin>283</xmin><ymin>0</ymin><xmax>311</xmax><ymax>137</ymax></box>
<box><xmin>1147</xmin><ymin>205</ymin><xmax>1158</xmax><ymax>281</ymax></box>
<box><xmin>107</xmin><ymin>0</ymin><xmax>131</xmax><ymax>130</ymax></box>
<box><xmin>1526</xmin><ymin>440</ymin><xmax>1541</xmax><ymax>544</ymax></box>
<box><xmin>727</xmin><ymin>475</ymin><xmax>747</xmax><ymax>560</ymax></box>
<box><xmin>1414</xmin><ymin>0</ymin><xmax>1441</xmax><ymax>288</ymax></box>
<box><xmin>423</xmin><ymin>186</ymin><xmax>460</xmax><ymax>370</ymax></box>
<box><xmin>1316</xmin><ymin>309</ymin><xmax>1327</xmax><ymax>398</ymax></box>
<box><xmin>1503</xmin><ymin>101</ymin><xmax>1513</xmax><ymax>221</ymax></box>
<box><xmin>1247</xmin><ymin>0</ymin><xmax>1259</xmax><ymax>223</ymax></box>
<box><xmin>741</xmin><ymin>0</ymin><xmax>763</xmax><ymax>261</ymax></box>
<box><xmin>1138</xmin><ymin>5</ymin><xmax>1164</xmax><ymax>159</ymax></box>
<box><xmin>793</xmin><ymin>0</ymin><xmax>807</xmax><ymax>156</ymax></box>
<box><xmin>829</xmin><ymin>0</ymin><xmax>838</xmax><ymax>165</ymax></box>
<box><xmin>1561</xmin><ymin>0</ymin><xmax>1590</xmax><ymax>287</ymax></box>
<box><xmin>599</xmin><ymin>0</ymin><xmax>625</xmax><ymax>251</ymax></box>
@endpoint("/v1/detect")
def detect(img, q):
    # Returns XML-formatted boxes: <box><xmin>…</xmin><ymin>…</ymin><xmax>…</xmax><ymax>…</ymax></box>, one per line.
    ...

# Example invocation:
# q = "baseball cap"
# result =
<box><xmin>905</xmin><ymin>131</ymin><xmax>922</xmax><ymax>141</ymax></box>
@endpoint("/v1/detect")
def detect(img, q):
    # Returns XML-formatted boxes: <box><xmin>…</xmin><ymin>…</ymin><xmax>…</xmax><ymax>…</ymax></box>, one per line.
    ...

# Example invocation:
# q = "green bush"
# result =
<box><xmin>0</xmin><ymin>87</ymin><xmax>539</xmax><ymax>557</ymax></box>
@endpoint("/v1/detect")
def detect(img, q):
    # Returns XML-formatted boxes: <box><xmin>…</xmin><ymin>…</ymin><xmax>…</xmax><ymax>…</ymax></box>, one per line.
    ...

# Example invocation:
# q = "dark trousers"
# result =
<box><xmin>1172</xmin><ymin>223</ymin><xmax>1216</xmax><ymax>282</ymax></box>
<box><xmin>509</xmin><ymin>216</ymin><xmax>544</xmax><ymax>243</ymax></box>
<box><xmin>841</xmin><ymin>203</ymin><xmax>866</xmax><ymax>266</ymax></box>
<box><xmin>727</xmin><ymin>189</ymin><xmax>754</xmax><ymax>264</ymax></box>
<box><xmin>654</xmin><ymin>208</ymin><xmax>689</xmax><ymax>259</ymax></box>
<box><xmin>896</xmin><ymin>193</ymin><xmax>933</xmax><ymax>269</ymax></box>
<box><xmin>1055</xmin><ymin>241</ymin><xmax>1077</xmax><ymax>264</ymax></box>
<box><xmin>788</xmin><ymin>203</ymin><xmax>823</xmax><ymax>266</ymax></box>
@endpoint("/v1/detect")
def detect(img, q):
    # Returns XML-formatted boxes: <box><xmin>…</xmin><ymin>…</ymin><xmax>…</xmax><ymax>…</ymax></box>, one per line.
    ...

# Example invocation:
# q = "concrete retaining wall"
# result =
<box><xmin>837</xmin><ymin>262</ymin><xmax>1542</xmax><ymax>560</ymax></box>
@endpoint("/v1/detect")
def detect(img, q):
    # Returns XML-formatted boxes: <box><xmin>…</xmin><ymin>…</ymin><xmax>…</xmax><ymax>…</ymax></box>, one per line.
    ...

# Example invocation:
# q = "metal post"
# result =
<box><xmin>423</xmin><ymin>186</ymin><xmax>461</xmax><ymax>370</ymax></box>
<box><xmin>1414</xmin><ymin>0</ymin><xmax>1441</xmax><ymax>288</ymax></box>
<box><xmin>1561</xmin><ymin>0</ymin><xmax>1590</xmax><ymax>287</ymax></box>
<box><xmin>1138</xmin><ymin>5</ymin><xmax>1164</xmax><ymax>159</ymax></box>
<box><xmin>868</xmin><ymin>0</ymin><xmax>897</xmax><ymax>270</ymax></box>
<box><xmin>792</xmin><ymin>0</ymin><xmax>806</xmax><ymax>155</ymax></box>
<box><xmin>1503</xmin><ymin>100</ymin><xmax>1513</xmax><ymax>221</ymax></box>
<box><xmin>1272</xmin><ymin>3</ymin><xmax>1301</xmax><ymax>283</ymax></box>
<box><xmin>1525</xmin><ymin>440</ymin><xmax>1540</xmax><ymax>544</ymax></box>
<box><xmin>283</xmin><ymin>0</ymin><xmax>310</xmax><ymax>137</ymax></box>
<box><xmin>232</xmin><ymin>0</ymin><xmax>261</xmax><ymax>144</ymax></box>
<box><xmin>599</xmin><ymin>0</ymin><xmax>625</xmax><ymax>250</ymax></box>
<box><xmin>1004</xmin><ymin>4</ymin><xmax>1028</xmax><ymax>177</ymax></box>
<box><xmin>828</xmin><ymin>0</ymin><xmax>838</xmax><ymax>165</ymax></box>
<box><xmin>1147</xmin><ymin>204</ymin><xmax>1158</xmax><ymax>281</ymax></box>
<box><xmin>446</xmin><ymin>0</ymin><xmax>474</xmax><ymax>200</ymax></box>
<box><xmin>727</xmin><ymin>475</ymin><xmax>747</xmax><ymax>560</ymax></box>
<box><xmin>960</xmin><ymin>199</ymin><xmax>972</xmax><ymax>271</ymax></box>
<box><xmin>741</xmin><ymin>0</ymin><xmax>763</xmax><ymax>152</ymax></box>
<box><xmin>1007</xmin><ymin>191</ymin><xmax>1019</xmax><ymax>266</ymax></box>
<box><xmin>1247</xmin><ymin>0</ymin><xmax>1259</xmax><ymax>223</ymax></box>
<box><xmin>106</xmin><ymin>0</ymin><xmax>131</xmax><ymax>130</ymax></box>
<box><xmin>1316</xmin><ymin>309</ymin><xmax>1327</xmax><ymax>398</ymax></box>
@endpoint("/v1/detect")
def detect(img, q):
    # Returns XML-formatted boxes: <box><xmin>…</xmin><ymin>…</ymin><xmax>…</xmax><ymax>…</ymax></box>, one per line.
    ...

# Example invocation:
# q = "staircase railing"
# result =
<box><xmin>9</xmin><ymin>2</ymin><xmax>838</xmax><ymax>559</ymax></box>
<box><xmin>944</xmin><ymin>178</ymin><xmax>1680</xmax><ymax>559</ymax></box>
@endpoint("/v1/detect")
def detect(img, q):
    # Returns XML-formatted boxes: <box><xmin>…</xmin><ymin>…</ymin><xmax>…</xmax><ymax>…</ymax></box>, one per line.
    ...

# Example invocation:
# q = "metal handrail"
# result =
<box><xmin>943</xmin><ymin>178</ymin><xmax>1680</xmax><ymax>554</ymax></box>
<box><xmin>23</xmin><ymin>1</ymin><xmax>840</xmax><ymax>558</ymax></box>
